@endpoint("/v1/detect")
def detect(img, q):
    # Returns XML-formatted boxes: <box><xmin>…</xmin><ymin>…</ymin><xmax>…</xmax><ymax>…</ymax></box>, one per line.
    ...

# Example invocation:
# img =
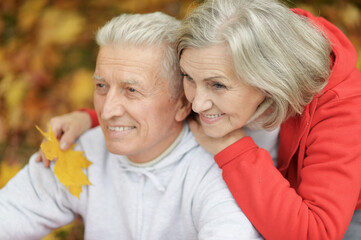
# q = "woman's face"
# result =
<box><xmin>180</xmin><ymin>44</ymin><xmax>265</xmax><ymax>138</ymax></box>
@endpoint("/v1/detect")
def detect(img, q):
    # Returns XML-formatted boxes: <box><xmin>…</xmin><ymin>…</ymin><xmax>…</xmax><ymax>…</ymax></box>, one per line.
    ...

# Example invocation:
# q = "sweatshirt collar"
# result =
<box><xmin>125</xmin><ymin>124</ymin><xmax>187</xmax><ymax>168</ymax></box>
<box><xmin>115</xmin><ymin>124</ymin><xmax>197</xmax><ymax>192</ymax></box>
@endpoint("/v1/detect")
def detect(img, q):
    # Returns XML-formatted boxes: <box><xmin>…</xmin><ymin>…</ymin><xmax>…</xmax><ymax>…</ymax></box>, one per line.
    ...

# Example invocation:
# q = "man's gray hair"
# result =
<box><xmin>178</xmin><ymin>0</ymin><xmax>332</xmax><ymax>129</ymax></box>
<box><xmin>96</xmin><ymin>12</ymin><xmax>182</xmax><ymax>98</ymax></box>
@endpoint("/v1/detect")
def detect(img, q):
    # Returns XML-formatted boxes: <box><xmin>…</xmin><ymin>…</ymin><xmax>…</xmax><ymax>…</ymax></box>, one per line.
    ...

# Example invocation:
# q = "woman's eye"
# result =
<box><xmin>213</xmin><ymin>82</ymin><xmax>226</xmax><ymax>89</ymax></box>
<box><xmin>181</xmin><ymin>72</ymin><xmax>193</xmax><ymax>82</ymax></box>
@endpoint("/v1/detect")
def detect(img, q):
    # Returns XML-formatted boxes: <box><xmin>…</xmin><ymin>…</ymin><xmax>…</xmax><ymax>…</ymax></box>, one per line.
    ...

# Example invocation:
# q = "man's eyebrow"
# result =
<box><xmin>93</xmin><ymin>74</ymin><xmax>105</xmax><ymax>81</ymax></box>
<box><xmin>93</xmin><ymin>75</ymin><xmax>144</xmax><ymax>87</ymax></box>
<box><xmin>121</xmin><ymin>79</ymin><xmax>141</xmax><ymax>85</ymax></box>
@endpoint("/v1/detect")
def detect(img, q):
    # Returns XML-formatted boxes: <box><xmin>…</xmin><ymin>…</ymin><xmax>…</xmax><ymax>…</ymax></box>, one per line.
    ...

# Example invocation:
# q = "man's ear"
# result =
<box><xmin>175</xmin><ymin>92</ymin><xmax>192</xmax><ymax>122</ymax></box>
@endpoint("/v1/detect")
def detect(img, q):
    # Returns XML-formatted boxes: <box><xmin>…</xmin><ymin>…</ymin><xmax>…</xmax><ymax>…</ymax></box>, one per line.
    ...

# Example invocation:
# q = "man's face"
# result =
<box><xmin>94</xmin><ymin>44</ymin><xmax>184</xmax><ymax>163</ymax></box>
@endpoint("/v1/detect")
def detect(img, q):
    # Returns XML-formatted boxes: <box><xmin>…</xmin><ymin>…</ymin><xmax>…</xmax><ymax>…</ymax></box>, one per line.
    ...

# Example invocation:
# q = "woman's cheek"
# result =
<box><xmin>183</xmin><ymin>80</ymin><xmax>195</xmax><ymax>103</ymax></box>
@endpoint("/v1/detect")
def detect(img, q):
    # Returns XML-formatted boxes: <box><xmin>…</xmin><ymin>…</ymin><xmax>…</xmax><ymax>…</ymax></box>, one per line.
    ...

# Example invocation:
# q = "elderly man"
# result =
<box><xmin>0</xmin><ymin>12</ymin><xmax>261</xmax><ymax>239</ymax></box>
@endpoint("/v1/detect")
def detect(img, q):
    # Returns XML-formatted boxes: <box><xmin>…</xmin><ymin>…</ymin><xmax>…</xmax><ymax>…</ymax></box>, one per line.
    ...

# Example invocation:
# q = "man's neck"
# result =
<box><xmin>126</xmin><ymin>124</ymin><xmax>186</xmax><ymax>167</ymax></box>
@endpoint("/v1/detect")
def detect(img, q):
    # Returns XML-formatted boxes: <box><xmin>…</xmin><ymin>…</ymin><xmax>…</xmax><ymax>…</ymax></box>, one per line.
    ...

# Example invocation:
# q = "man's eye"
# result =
<box><xmin>95</xmin><ymin>83</ymin><xmax>108</xmax><ymax>95</ymax></box>
<box><xmin>128</xmin><ymin>88</ymin><xmax>136</xmax><ymax>93</ymax></box>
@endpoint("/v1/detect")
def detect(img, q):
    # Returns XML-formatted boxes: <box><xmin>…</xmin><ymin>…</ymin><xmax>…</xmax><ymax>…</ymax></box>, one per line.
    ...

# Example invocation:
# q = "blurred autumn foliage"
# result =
<box><xmin>0</xmin><ymin>0</ymin><xmax>360</xmax><ymax>239</ymax></box>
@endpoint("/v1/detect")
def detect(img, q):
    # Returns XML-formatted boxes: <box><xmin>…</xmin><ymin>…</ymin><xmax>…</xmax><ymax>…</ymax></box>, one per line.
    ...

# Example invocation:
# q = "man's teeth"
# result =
<box><xmin>108</xmin><ymin>126</ymin><xmax>135</xmax><ymax>131</ymax></box>
<box><xmin>204</xmin><ymin>114</ymin><xmax>223</xmax><ymax>119</ymax></box>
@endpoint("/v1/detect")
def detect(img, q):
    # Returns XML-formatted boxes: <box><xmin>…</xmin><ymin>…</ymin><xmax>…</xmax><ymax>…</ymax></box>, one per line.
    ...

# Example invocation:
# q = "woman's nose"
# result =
<box><xmin>191</xmin><ymin>90</ymin><xmax>212</xmax><ymax>113</ymax></box>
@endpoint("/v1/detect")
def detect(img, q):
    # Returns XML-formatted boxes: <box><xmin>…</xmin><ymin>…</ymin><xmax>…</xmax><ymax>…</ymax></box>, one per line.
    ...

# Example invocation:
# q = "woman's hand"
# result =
<box><xmin>188</xmin><ymin>115</ymin><xmax>247</xmax><ymax>155</ymax></box>
<box><xmin>35</xmin><ymin>111</ymin><xmax>92</xmax><ymax>167</ymax></box>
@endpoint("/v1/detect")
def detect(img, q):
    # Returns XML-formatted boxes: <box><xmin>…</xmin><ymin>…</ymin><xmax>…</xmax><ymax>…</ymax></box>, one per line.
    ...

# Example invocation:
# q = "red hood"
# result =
<box><xmin>292</xmin><ymin>8</ymin><xmax>358</xmax><ymax>93</ymax></box>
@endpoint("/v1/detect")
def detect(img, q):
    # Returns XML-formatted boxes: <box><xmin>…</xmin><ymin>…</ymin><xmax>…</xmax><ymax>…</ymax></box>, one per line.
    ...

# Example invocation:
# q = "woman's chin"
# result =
<box><xmin>201</xmin><ymin>126</ymin><xmax>228</xmax><ymax>139</ymax></box>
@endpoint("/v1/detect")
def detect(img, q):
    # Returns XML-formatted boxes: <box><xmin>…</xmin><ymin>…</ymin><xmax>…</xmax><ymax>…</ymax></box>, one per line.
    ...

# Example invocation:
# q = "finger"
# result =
<box><xmin>38</xmin><ymin>150</ymin><xmax>50</xmax><ymax>168</ymax></box>
<box><xmin>36</xmin><ymin>149</ymin><xmax>52</xmax><ymax>168</ymax></box>
<box><xmin>35</xmin><ymin>150</ymin><xmax>42</xmax><ymax>162</ymax></box>
<box><xmin>42</xmin><ymin>152</ymin><xmax>56</xmax><ymax>168</ymax></box>
<box><xmin>58</xmin><ymin>132</ymin><xmax>76</xmax><ymax>150</ymax></box>
<box><xmin>49</xmin><ymin>117</ymin><xmax>66</xmax><ymax>139</ymax></box>
<box><xmin>43</xmin><ymin>158</ymin><xmax>51</xmax><ymax>168</ymax></box>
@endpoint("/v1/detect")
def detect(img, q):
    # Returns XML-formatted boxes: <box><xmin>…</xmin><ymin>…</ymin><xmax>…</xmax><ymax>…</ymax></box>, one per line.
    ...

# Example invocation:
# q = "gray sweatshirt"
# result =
<box><xmin>0</xmin><ymin>124</ymin><xmax>270</xmax><ymax>240</ymax></box>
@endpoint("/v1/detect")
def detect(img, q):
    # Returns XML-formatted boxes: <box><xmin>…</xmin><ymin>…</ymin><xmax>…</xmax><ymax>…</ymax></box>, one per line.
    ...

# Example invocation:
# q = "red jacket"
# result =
<box><xmin>215</xmin><ymin>9</ymin><xmax>361</xmax><ymax>240</ymax></box>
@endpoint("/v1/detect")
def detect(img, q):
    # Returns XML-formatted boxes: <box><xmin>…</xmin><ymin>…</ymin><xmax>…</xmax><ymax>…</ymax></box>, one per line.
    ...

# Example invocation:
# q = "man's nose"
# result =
<box><xmin>101</xmin><ymin>90</ymin><xmax>125</xmax><ymax>120</ymax></box>
<box><xmin>191</xmin><ymin>89</ymin><xmax>212</xmax><ymax>113</ymax></box>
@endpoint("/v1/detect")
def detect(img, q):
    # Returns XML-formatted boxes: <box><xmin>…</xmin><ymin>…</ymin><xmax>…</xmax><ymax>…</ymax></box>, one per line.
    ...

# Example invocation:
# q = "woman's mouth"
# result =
<box><xmin>199</xmin><ymin>113</ymin><xmax>225</xmax><ymax>124</ymax></box>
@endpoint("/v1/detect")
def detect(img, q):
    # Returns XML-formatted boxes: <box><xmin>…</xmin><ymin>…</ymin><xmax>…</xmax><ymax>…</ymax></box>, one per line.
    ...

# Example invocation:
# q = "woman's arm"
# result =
<box><xmin>36</xmin><ymin>109</ymin><xmax>98</xmax><ymax>166</ymax></box>
<box><xmin>214</xmin><ymin>89</ymin><xmax>361</xmax><ymax>240</ymax></box>
<box><xmin>79</xmin><ymin>109</ymin><xmax>99</xmax><ymax>128</ymax></box>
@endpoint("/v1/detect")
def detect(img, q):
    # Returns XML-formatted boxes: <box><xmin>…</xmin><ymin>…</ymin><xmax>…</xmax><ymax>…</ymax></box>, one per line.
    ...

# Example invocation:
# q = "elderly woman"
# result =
<box><xmin>177</xmin><ymin>1</ymin><xmax>361</xmax><ymax>239</ymax></box>
<box><xmin>38</xmin><ymin>0</ymin><xmax>361</xmax><ymax>239</ymax></box>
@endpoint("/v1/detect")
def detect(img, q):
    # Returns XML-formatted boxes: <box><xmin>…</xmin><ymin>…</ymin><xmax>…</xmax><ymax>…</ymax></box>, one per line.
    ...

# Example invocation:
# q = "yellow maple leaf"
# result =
<box><xmin>36</xmin><ymin>124</ymin><xmax>92</xmax><ymax>198</ymax></box>
<box><xmin>36</xmin><ymin>125</ymin><xmax>59</xmax><ymax>161</ymax></box>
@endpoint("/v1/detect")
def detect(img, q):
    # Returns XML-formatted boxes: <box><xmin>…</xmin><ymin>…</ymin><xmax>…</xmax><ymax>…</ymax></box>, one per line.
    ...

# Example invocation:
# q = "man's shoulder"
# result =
<box><xmin>79</xmin><ymin>126</ymin><xmax>104</xmax><ymax>141</ymax></box>
<box><xmin>76</xmin><ymin>127</ymin><xmax>108</xmax><ymax>161</ymax></box>
<box><xmin>177</xmin><ymin>125</ymin><xmax>216</xmax><ymax>171</ymax></box>
<box><xmin>185</xmin><ymin>145</ymin><xmax>214</xmax><ymax>166</ymax></box>
<box><xmin>180</xmin><ymin>143</ymin><xmax>222</xmax><ymax>185</ymax></box>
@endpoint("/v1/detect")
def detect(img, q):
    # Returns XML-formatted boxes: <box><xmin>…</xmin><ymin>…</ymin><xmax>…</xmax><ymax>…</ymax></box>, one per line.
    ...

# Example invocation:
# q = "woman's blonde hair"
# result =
<box><xmin>177</xmin><ymin>0</ymin><xmax>332</xmax><ymax>129</ymax></box>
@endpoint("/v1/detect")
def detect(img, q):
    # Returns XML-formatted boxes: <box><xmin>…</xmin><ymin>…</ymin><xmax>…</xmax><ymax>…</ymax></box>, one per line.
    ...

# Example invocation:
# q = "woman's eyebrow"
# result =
<box><xmin>204</xmin><ymin>75</ymin><xmax>226</xmax><ymax>81</ymax></box>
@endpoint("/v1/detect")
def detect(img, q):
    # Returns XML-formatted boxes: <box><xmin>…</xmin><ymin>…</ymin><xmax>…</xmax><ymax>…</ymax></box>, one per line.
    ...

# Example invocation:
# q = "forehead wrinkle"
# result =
<box><xmin>97</xmin><ymin>57</ymin><xmax>158</xmax><ymax>82</ymax></box>
<box><xmin>181</xmin><ymin>60</ymin><xmax>232</xmax><ymax>83</ymax></box>
<box><xmin>181</xmin><ymin>55</ymin><xmax>236</xmax><ymax>86</ymax></box>
<box><xmin>97</xmin><ymin>56</ymin><xmax>153</xmax><ymax>69</ymax></box>
<box><xmin>96</xmin><ymin>50</ymin><xmax>167</xmax><ymax>96</ymax></box>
